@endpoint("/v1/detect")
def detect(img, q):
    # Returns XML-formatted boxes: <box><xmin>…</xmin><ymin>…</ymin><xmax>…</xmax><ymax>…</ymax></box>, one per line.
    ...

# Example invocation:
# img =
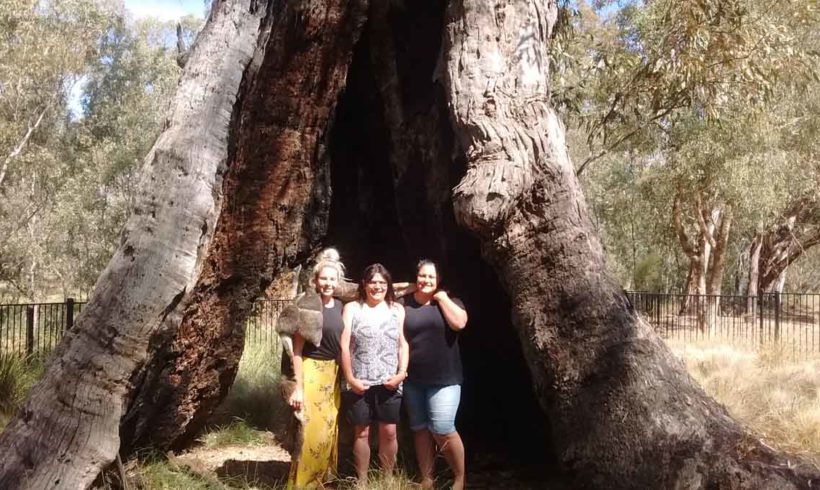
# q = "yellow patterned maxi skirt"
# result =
<box><xmin>287</xmin><ymin>357</ymin><xmax>340</xmax><ymax>489</ymax></box>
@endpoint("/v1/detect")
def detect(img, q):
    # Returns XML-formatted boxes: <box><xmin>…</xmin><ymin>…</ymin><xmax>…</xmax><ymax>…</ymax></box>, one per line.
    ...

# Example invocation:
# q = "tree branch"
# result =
<box><xmin>695</xmin><ymin>192</ymin><xmax>718</xmax><ymax>249</ymax></box>
<box><xmin>672</xmin><ymin>193</ymin><xmax>698</xmax><ymax>258</ymax></box>
<box><xmin>0</xmin><ymin>104</ymin><xmax>50</xmax><ymax>188</ymax></box>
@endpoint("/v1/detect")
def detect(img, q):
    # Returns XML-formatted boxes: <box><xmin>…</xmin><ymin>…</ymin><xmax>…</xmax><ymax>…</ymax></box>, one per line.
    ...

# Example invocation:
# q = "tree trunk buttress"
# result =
<box><xmin>441</xmin><ymin>0</ymin><xmax>818</xmax><ymax>488</ymax></box>
<box><xmin>120</xmin><ymin>0</ymin><xmax>369</xmax><ymax>452</ymax></box>
<box><xmin>0</xmin><ymin>0</ymin><xmax>368</xmax><ymax>487</ymax></box>
<box><xmin>0</xmin><ymin>2</ymin><xmax>264</xmax><ymax>487</ymax></box>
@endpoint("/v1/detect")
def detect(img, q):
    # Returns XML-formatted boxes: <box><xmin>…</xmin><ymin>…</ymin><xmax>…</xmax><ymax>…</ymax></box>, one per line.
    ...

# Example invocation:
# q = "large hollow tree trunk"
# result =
<box><xmin>1</xmin><ymin>1</ymin><xmax>818</xmax><ymax>489</ymax></box>
<box><xmin>441</xmin><ymin>1</ymin><xmax>817</xmax><ymax>487</ymax></box>
<box><xmin>0</xmin><ymin>0</ymin><xmax>368</xmax><ymax>487</ymax></box>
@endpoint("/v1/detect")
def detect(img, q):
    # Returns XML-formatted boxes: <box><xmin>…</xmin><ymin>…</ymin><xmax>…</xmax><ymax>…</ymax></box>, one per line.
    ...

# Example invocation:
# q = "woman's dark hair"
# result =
<box><xmin>416</xmin><ymin>259</ymin><xmax>441</xmax><ymax>284</ymax></box>
<box><xmin>358</xmin><ymin>263</ymin><xmax>395</xmax><ymax>304</ymax></box>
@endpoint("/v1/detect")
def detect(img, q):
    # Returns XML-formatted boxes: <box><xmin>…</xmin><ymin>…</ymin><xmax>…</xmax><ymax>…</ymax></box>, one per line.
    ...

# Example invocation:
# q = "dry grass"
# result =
<box><xmin>668</xmin><ymin>338</ymin><xmax>820</xmax><ymax>466</ymax></box>
<box><xmin>333</xmin><ymin>470</ymin><xmax>419</xmax><ymax>490</ymax></box>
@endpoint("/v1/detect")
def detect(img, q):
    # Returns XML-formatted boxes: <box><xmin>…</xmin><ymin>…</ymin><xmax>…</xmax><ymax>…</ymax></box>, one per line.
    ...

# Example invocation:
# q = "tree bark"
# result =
<box><xmin>706</xmin><ymin>207</ymin><xmax>732</xmax><ymax>297</ymax></box>
<box><xmin>441</xmin><ymin>0</ymin><xmax>817</xmax><ymax>487</ymax></box>
<box><xmin>0</xmin><ymin>0</ymin><xmax>368</xmax><ymax>487</ymax></box>
<box><xmin>672</xmin><ymin>196</ymin><xmax>710</xmax><ymax>318</ymax></box>
<box><xmin>705</xmin><ymin>207</ymin><xmax>732</xmax><ymax>334</ymax></box>
<box><xmin>119</xmin><ymin>0</ymin><xmax>368</xmax><ymax>453</ymax></box>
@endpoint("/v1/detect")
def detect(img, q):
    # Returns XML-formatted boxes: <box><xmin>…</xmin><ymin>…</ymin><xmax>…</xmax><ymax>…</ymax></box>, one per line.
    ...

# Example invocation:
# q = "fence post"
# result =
<box><xmin>774</xmin><ymin>292</ymin><xmax>781</xmax><ymax>342</ymax></box>
<box><xmin>26</xmin><ymin>305</ymin><xmax>34</xmax><ymax>356</ymax></box>
<box><xmin>66</xmin><ymin>297</ymin><xmax>75</xmax><ymax>331</ymax></box>
<box><xmin>758</xmin><ymin>292</ymin><xmax>764</xmax><ymax>346</ymax></box>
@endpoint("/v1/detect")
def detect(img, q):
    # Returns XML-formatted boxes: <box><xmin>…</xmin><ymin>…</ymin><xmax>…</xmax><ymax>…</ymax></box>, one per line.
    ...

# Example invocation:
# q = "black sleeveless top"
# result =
<box><xmin>402</xmin><ymin>295</ymin><xmax>464</xmax><ymax>385</ymax></box>
<box><xmin>302</xmin><ymin>300</ymin><xmax>344</xmax><ymax>361</ymax></box>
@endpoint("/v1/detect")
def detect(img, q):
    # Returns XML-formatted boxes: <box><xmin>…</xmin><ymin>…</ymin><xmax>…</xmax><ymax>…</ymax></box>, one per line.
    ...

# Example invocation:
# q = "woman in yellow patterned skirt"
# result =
<box><xmin>287</xmin><ymin>249</ymin><xmax>346</xmax><ymax>488</ymax></box>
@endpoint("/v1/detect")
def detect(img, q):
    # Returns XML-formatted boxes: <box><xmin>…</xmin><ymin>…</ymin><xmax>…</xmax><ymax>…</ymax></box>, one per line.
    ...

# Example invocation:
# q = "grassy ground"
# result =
<box><xmin>3</xmin><ymin>337</ymin><xmax>819</xmax><ymax>487</ymax></box>
<box><xmin>667</xmin><ymin>339</ymin><xmax>820</xmax><ymax>466</ymax></box>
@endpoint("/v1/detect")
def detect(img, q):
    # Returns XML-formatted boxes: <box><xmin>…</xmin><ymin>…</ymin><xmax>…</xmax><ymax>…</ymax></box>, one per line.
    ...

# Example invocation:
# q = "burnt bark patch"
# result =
<box><xmin>120</xmin><ymin>0</ymin><xmax>370</xmax><ymax>453</ymax></box>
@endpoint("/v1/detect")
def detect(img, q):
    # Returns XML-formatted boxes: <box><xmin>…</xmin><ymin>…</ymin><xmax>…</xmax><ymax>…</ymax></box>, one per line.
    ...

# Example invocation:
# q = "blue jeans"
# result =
<box><xmin>403</xmin><ymin>381</ymin><xmax>461</xmax><ymax>435</ymax></box>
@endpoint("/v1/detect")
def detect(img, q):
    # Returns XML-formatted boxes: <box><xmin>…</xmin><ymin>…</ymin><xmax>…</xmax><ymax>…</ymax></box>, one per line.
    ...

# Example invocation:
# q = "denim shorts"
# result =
<box><xmin>403</xmin><ymin>381</ymin><xmax>461</xmax><ymax>435</ymax></box>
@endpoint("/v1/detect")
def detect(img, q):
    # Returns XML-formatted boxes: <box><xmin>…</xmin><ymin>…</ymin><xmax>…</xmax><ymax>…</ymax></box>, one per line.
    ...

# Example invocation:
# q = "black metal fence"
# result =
<box><xmin>0</xmin><ymin>299</ymin><xmax>84</xmax><ymax>357</ymax></box>
<box><xmin>5</xmin><ymin>293</ymin><xmax>820</xmax><ymax>359</ymax></box>
<box><xmin>0</xmin><ymin>298</ymin><xmax>288</xmax><ymax>357</ymax></box>
<box><xmin>627</xmin><ymin>291</ymin><xmax>820</xmax><ymax>359</ymax></box>
<box><xmin>246</xmin><ymin>299</ymin><xmax>289</xmax><ymax>347</ymax></box>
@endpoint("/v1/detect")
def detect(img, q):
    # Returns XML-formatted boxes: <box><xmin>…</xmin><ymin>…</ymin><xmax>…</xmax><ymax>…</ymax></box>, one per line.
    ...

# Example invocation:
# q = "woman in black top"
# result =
<box><xmin>403</xmin><ymin>260</ymin><xmax>468</xmax><ymax>490</ymax></box>
<box><xmin>287</xmin><ymin>248</ymin><xmax>346</xmax><ymax>488</ymax></box>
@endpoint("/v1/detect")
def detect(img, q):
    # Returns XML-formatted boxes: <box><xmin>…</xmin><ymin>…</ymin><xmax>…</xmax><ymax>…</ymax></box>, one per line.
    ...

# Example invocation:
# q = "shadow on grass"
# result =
<box><xmin>208</xmin><ymin>341</ymin><xmax>290</xmax><ymax>435</ymax></box>
<box><xmin>216</xmin><ymin>459</ymin><xmax>290</xmax><ymax>488</ymax></box>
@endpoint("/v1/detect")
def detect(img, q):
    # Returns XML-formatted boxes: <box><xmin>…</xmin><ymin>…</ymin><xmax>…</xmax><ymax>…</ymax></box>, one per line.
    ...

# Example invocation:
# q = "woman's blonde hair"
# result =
<box><xmin>312</xmin><ymin>247</ymin><xmax>345</xmax><ymax>282</ymax></box>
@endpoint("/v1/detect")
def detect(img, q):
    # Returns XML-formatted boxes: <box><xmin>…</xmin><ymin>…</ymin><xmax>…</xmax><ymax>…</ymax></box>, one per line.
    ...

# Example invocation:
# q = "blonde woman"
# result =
<box><xmin>287</xmin><ymin>248</ymin><xmax>346</xmax><ymax>488</ymax></box>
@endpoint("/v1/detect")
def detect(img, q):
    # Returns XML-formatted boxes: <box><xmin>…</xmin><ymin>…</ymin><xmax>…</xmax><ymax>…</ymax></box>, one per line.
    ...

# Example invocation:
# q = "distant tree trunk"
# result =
<box><xmin>0</xmin><ymin>1</ymin><xmax>817</xmax><ymax>489</ymax></box>
<box><xmin>672</xmin><ymin>195</ymin><xmax>710</xmax><ymax>321</ymax></box>
<box><xmin>749</xmin><ymin>197</ymin><xmax>820</xmax><ymax>295</ymax></box>
<box><xmin>747</xmin><ymin>236</ymin><xmax>763</xmax><ymax>317</ymax></box>
<box><xmin>705</xmin><ymin>207</ymin><xmax>732</xmax><ymax>334</ymax></box>
<box><xmin>672</xmin><ymin>195</ymin><xmax>733</xmax><ymax>333</ymax></box>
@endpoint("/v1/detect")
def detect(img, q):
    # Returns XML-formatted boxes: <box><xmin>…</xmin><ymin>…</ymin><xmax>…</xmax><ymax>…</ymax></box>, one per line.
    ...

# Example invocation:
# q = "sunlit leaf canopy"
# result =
<box><xmin>0</xmin><ymin>0</ymin><xmax>202</xmax><ymax>301</ymax></box>
<box><xmin>554</xmin><ymin>0</ymin><xmax>820</xmax><ymax>291</ymax></box>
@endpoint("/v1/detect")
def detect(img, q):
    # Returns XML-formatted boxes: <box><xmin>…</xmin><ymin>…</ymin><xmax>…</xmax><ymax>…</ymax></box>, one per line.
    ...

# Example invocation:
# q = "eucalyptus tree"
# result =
<box><xmin>559</xmin><ymin>0</ymin><xmax>818</xmax><ymax>302</ymax></box>
<box><xmin>0</xmin><ymin>3</ymin><xmax>201</xmax><ymax>299</ymax></box>
<box><xmin>0</xmin><ymin>0</ymin><xmax>111</xmax><ymax>297</ymax></box>
<box><xmin>52</xmin><ymin>15</ymin><xmax>200</xmax><ymax>296</ymax></box>
<box><xmin>0</xmin><ymin>2</ymin><xmax>818</xmax><ymax>490</ymax></box>
<box><xmin>742</xmin><ymin>80</ymin><xmax>820</xmax><ymax>296</ymax></box>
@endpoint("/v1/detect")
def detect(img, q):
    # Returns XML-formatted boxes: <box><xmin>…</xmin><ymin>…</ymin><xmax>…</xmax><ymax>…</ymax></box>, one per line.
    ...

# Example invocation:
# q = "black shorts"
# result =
<box><xmin>343</xmin><ymin>385</ymin><xmax>402</xmax><ymax>425</ymax></box>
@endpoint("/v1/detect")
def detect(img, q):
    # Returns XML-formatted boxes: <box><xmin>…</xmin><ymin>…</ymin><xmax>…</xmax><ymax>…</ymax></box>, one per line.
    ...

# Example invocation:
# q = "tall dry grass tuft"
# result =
<box><xmin>0</xmin><ymin>354</ymin><xmax>44</xmax><ymax>430</ymax></box>
<box><xmin>668</xmin><ymin>339</ymin><xmax>820</xmax><ymax>466</ymax></box>
<box><xmin>210</xmin><ymin>340</ymin><xmax>287</xmax><ymax>432</ymax></box>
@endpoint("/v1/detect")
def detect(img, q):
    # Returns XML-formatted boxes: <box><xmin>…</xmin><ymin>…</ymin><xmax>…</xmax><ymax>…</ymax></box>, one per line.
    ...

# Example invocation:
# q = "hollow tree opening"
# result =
<box><xmin>325</xmin><ymin>1</ymin><xmax>551</xmax><ymax>465</ymax></box>
<box><xmin>1</xmin><ymin>2</ymin><xmax>818</xmax><ymax>489</ymax></box>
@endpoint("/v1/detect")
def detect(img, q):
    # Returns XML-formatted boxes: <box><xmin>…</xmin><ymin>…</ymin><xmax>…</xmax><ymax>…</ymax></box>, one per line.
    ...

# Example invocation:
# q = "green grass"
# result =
<box><xmin>210</xmin><ymin>340</ymin><xmax>286</xmax><ymax>431</ymax></box>
<box><xmin>199</xmin><ymin>419</ymin><xmax>270</xmax><ymax>448</ymax></box>
<box><xmin>123</xmin><ymin>455</ymin><xmax>230</xmax><ymax>490</ymax></box>
<box><xmin>333</xmin><ymin>470</ymin><xmax>419</xmax><ymax>489</ymax></box>
<box><xmin>0</xmin><ymin>353</ymin><xmax>44</xmax><ymax>430</ymax></box>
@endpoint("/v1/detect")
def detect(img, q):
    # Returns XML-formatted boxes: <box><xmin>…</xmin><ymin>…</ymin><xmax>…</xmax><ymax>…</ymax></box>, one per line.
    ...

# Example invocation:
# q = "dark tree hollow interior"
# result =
<box><xmin>322</xmin><ymin>1</ymin><xmax>552</xmax><ymax>466</ymax></box>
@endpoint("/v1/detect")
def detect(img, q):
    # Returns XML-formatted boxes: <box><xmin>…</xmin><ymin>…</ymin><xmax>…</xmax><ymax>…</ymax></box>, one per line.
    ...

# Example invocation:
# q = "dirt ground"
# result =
<box><xmin>169</xmin><ymin>431</ymin><xmax>567</xmax><ymax>489</ymax></box>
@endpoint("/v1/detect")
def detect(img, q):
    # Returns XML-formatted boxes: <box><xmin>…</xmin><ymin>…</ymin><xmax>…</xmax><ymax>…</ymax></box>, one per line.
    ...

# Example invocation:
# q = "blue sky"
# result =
<box><xmin>123</xmin><ymin>0</ymin><xmax>206</xmax><ymax>21</ymax></box>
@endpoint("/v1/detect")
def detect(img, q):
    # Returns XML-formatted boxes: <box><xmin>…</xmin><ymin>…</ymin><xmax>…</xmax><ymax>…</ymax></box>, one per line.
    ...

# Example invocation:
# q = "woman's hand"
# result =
<box><xmin>433</xmin><ymin>290</ymin><xmax>468</xmax><ymax>330</ymax></box>
<box><xmin>288</xmin><ymin>386</ymin><xmax>303</xmax><ymax>411</ymax></box>
<box><xmin>383</xmin><ymin>372</ymin><xmax>406</xmax><ymax>391</ymax></box>
<box><xmin>350</xmin><ymin>378</ymin><xmax>368</xmax><ymax>395</ymax></box>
